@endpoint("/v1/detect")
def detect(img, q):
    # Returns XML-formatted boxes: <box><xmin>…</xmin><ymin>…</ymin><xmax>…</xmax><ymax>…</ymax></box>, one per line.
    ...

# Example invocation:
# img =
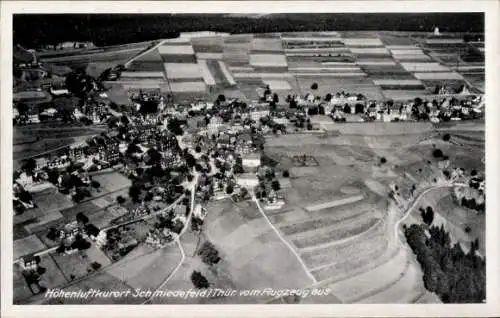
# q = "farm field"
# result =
<box><xmin>108</xmin><ymin>30</ymin><xmax>484</xmax><ymax>101</ymax></box>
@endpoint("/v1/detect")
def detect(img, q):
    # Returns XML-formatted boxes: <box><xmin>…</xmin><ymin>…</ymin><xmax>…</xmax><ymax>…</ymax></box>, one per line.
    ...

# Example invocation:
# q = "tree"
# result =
<box><xmin>240</xmin><ymin>187</ymin><xmax>249</xmax><ymax>199</ymax></box>
<box><xmin>129</xmin><ymin>185</ymin><xmax>142</xmax><ymax>202</ymax></box>
<box><xmin>116</xmin><ymin>196</ymin><xmax>126</xmax><ymax>204</ymax></box>
<box><xmin>343</xmin><ymin>104</ymin><xmax>351</xmax><ymax>114</ymax></box>
<box><xmin>120</xmin><ymin>115</ymin><xmax>130</xmax><ymax>126</ymax></box>
<box><xmin>167</xmin><ymin>118</ymin><xmax>184</xmax><ymax>136</ymax></box>
<box><xmin>46</xmin><ymin>227</ymin><xmax>58</xmax><ymax>241</ymax></box>
<box><xmin>191</xmin><ymin>271</ymin><xmax>209</xmax><ymax>289</ymax></box>
<box><xmin>272</xmin><ymin>93</ymin><xmax>279</xmax><ymax>104</ymax></box>
<box><xmin>311</xmin><ymin>82</ymin><xmax>318</xmax><ymax>90</ymax></box>
<box><xmin>471</xmin><ymin>169</ymin><xmax>477</xmax><ymax>176</ymax></box>
<box><xmin>185</xmin><ymin>153</ymin><xmax>196</xmax><ymax>168</ymax></box>
<box><xmin>76</xmin><ymin>212</ymin><xmax>89</xmax><ymax>224</ymax></box>
<box><xmin>443</xmin><ymin>133</ymin><xmax>451</xmax><ymax>142</ymax></box>
<box><xmin>198</xmin><ymin>241</ymin><xmax>221</xmax><ymax>265</ymax></box>
<box><xmin>282</xmin><ymin>170</ymin><xmax>290</xmax><ymax>178</ymax></box>
<box><xmin>22</xmin><ymin>158</ymin><xmax>37</xmax><ymax>173</ymax></box>
<box><xmin>354</xmin><ymin>103</ymin><xmax>365</xmax><ymax>114</ymax></box>
<box><xmin>380</xmin><ymin>157</ymin><xmax>387</xmax><ymax>164</ymax></box>
<box><xmin>271</xmin><ymin>180</ymin><xmax>281</xmax><ymax>191</ymax></box>
<box><xmin>318</xmin><ymin>105</ymin><xmax>325</xmax><ymax>115</ymax></box>
<box><xmin>17</xmin><ymin>102</ymin><xmax>29</xmax><ymax>115</ymax></box>
<box><xmin>146</xmin><ymin>148</ymin><xmax>162</xmax><ymax>165</ymax></box>
<box><xmin>226</xmin><ymin>185</ymin><xmax>234</xmax><ymax>195</ymax></box>
<box><xmin>433</xmin><ymin>149</ymin><xmax>444</xmax><ymax>158</ymax></box>
<box><xmin>91</xmin><ymin>262</ymin><xmax>102</xmax><ymax>271</ymax></box>
<box><xmin>90</xmin><ymin>180</ymin><xmax>100</xmax><ymax>188</ymax></box>
<box><xmin>325</xmin><ymin>93</ymin><xmax>332</xmax><ymax>102</ymax></box>
<box><xmin>144</xmin><ymin>192</ymin><xmax>153</xmax><ymax>202</ymax></box>
<box><xmin>425</xmin><ymin>206</ymin><xmax>434</xmax><ymax>225</ymax></box>
<box><xmin>217</xmin><ymin>94</ymin><xmax>226</xmax><ymax>103</ymax></box>
<box><xmin>307</xmin><ymin>107</ymin><xmax>318</xmax><ymax>116</ymax></box>
<box><xmin>107</xmin><ymin>116</ymin><xmax>119</xmax><ymax>129</ymax></box>
<box><xmin>139</xmin><ymin>99</ymin><xmax>159</xmax><ymax>114</ymax></box>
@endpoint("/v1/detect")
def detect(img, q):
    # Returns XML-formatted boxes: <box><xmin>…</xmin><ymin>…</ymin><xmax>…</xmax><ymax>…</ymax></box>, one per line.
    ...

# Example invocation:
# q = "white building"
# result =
<box><xmin>249</xmin><ymin>109</ymin><xmax>270</xmax><ymax>121</ymax></box>
<box><xmin>49</xmin><ymin>87</ymin><xmax>70</xmax><ymax>96</ymax></box>
<box><xmin>236</xmin><ymin>173</ymin><xmax>259</xmax><ymax>189</ymax></box>
<box><xmin>95</xmin><ymin>231</ymin><xmax>107</xmax><ymax>248</ymax></box>
<box><xmin>273</xmin><ymin>117</ymin><xmax>289</xmax><ymax>126</ymax></box>
<box><xmin>242</xmin><ymin>153</ymin><xmax>261</xmax><ymax>168</ymax></box>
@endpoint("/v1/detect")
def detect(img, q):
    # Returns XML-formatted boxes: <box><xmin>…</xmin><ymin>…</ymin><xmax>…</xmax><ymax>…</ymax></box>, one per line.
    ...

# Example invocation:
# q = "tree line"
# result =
<box><xmin>404</xmin><ymin>223</ymin><xmax>485</xmax><ymax>303</ymax></box>
<box><xmin>14</xmin><ymin>13</ymin><xmax>484</xmax><ymax>47</ymax></box>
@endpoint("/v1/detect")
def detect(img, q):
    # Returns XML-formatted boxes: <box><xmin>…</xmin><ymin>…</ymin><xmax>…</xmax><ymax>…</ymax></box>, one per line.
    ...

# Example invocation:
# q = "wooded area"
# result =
<box><xmin>14</xmin><ymin>13</ymin><xmax>484</xmax><ymax>47</ymax></box>
<box><xmin>404</xmin><ymin>224</ymin><xmax>485</xmax><ymax>303</ymax></box>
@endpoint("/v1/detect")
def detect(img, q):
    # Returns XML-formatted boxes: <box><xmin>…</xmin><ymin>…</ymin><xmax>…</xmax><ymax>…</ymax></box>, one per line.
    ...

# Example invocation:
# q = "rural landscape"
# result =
<box><xmin>11</xmin><ymin>13</ymin><xmax>486</xmax><ymax>305</ymax></box>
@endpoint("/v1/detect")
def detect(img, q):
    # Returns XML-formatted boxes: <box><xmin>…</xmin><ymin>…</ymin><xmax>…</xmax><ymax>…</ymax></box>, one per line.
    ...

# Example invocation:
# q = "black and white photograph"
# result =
<box><xmin>1</xmin><ymin>1</ymin><xmax>499</xmax><ymax>317</ymax></box>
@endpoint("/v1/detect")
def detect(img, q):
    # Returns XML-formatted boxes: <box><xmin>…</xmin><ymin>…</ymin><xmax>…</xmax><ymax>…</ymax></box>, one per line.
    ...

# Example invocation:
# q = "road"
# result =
<box><xmin>141</xmin><ymin>171</ymin><xmax>199</xmax><ymax>304</ymax></box>
<box><xmin>251</xmin><ymin>193</ymin><xmax>317</xmax><ymax>284</ymax></box>
<box><xmin>393</xmin><ymin>181</ymin><xmax>468</xmax><ymax>245</ymax></box>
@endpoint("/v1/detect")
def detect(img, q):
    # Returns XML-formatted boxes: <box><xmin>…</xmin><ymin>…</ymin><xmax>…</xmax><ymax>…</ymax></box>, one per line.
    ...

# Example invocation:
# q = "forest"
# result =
<box><xmin>404</xmin><ymin>223</ymin><xmax>485</xmax><ymax>303</ymax></box>
<box><xmin>13</xmin><ymin>13</ymin><xmax>484</xmax><ymax>47</ymax></box>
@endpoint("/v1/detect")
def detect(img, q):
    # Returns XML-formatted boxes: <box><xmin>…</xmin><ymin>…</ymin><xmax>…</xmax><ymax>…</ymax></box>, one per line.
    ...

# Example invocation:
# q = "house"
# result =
<box><xmin>49</xmin><ymin>87</ymin><xmax>70</xmax><ymax>96</ymax></box>
<box><xmin>236</xmin><ymin>173</ymin><xmax>259</xmax><ymax>189</ymax></box>
<box><xmin>27</xmin><ymin>114</ymin><xmax>40</xmax><ymax>124</ymax></box>
<box><xmin>20</xmin><ymin>254</ymin><xmax>39</xmax><ymax>271</ymax></box>
<box><xmin>249</xmin><ymin>108</ymin><xmax>270</xmax><ymax>122</ymax></box>
<box><xmin>207</xmin><ymin>122</ymin><xmax>224</xmax><ymax>135</ymax></box>
<box><xmin>242</xmin><ymin>153</ymin><xmax>261</xmax><ymax>169</ymax></box>
<box><xmin>273</xmin><ymin>117</ymin><xmax>289</xmax><ymax>126</ymax></box>
<box><xmin>95</xmin><ymin>231</ymin><xmax>107</xmax><ymax>248</ymax></box>
<box><xmin>68</xmin><ymin>146</ymin><xmax>85</xmax><ymax>161</ymax></box>
<box><xmin>84</xmin><ymin>223</ymin><xmax>100</xmax><ymax>240</ymax></box>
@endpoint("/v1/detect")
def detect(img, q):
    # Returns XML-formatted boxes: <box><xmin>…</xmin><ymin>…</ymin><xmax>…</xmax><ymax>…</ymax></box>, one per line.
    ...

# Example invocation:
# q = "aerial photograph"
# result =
<box><xmin>11</xmin><ymin>13</ymin><xmax>485</xmax><ymax>305</ymax></box>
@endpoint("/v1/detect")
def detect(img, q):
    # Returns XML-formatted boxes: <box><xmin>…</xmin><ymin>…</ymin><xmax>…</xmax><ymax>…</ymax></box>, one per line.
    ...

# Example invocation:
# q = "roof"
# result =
<box><xmin>243</xmin><ymin>153</ymin><xmax>261</xmax><ymax>160</ymax></box>
<box><xmin>238</xmin><ymin>173</ymin><xmax>258</xmax><ymax>180</ymax></box>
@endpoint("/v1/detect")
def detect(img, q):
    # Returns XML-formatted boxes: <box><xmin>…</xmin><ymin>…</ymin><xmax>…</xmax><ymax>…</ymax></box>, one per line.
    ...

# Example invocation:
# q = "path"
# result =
<box><xmin>124</xmin><ymin>39</ymin><xmax>169</xmax><ymax>69</ymax></box>
<box><xmin>251</xmin><ymin>194</ymin><xmax>317</xmax><ymax>284</ymax></box>
<box><xmin>393</xmin><ymin>181</ymin><xmax>467</xmax><ymax>245</ymax></box>
<box><xmin>141</xmin><ymin>171</ymin><xmax>199</xmax><ymax>304</ymax></box>
<box><xmin>264</xmin><ymin>181</ymin><xmax>468</xmax><ymax>304</ymax></box>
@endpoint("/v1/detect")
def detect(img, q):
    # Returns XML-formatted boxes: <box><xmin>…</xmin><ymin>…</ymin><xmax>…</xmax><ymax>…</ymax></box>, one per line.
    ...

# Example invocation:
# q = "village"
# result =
<box><xmin>11</xmin><ymin>21</ymin><xmax>486</xmax><ymax>305</ymax></box>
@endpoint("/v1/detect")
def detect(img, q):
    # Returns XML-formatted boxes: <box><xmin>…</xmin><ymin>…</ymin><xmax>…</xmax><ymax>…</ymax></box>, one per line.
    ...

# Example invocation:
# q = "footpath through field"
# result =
<box><xmin>264</xmin><ymin>180</ymin><xmax>467</xmax><ymax>304</ymax></box>
<box><xmin>251</xmin><ymin>193</ymin><xmax>317</xmax><ymax>284</ymax></box>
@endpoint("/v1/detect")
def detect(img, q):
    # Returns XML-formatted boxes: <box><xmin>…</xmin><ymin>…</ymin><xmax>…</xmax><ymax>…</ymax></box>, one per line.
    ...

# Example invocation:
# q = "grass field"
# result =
<box><xmin>106</xmin><ymin>244</ymin><xmax>182</xmax><ymax>290</ymax></box>
<box><xmin>50</xmin><ymin>245</ymin><xmax>110</xmax><ymax>281</ymax></box>
<box><xmin>13</xmin><ymin>235</ymin><xmax>47</xmax><ymax>260</ymax></box>
<box><xmin>203</xmin><ymin>200</ymin><xmax>312</xmax><ymax>297</ymax></box>
<box><xmin>13</xmin><ymin>138</ymin><xmax>75</xmax><ymax>161</ymax></box>
<box><xmin>92</xmin><ymin>172</ymin><xmax>132</xmax><ymax>193</ymax></box>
